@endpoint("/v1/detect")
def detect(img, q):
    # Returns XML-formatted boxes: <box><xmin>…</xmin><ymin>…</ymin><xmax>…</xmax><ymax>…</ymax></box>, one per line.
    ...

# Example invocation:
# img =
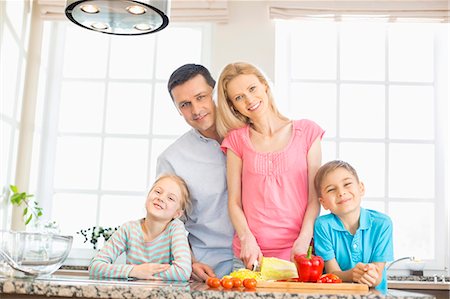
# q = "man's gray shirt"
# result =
<box><xmin>156</xmin><ymin>129</ymin><xmax>234</xmax><ymax>277</ymax></box>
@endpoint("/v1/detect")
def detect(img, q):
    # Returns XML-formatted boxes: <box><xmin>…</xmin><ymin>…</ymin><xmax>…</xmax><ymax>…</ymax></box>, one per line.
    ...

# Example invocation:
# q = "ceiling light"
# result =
<box><xmin>65</xmin><ymin>0</ymin><xmax>170</xmax><ymax>36</ymax></box>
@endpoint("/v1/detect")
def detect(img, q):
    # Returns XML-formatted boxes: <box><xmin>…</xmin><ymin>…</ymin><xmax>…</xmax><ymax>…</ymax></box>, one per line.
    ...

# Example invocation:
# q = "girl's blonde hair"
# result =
<box><xmin>150</xmin><ymin>173</ymin><xmax>191</xmax><ymax>213</ymax></box>
<box><xmin>216</xmin><ymin>62</ymin><xmax>288</xmax><ymax>138</ymax></box>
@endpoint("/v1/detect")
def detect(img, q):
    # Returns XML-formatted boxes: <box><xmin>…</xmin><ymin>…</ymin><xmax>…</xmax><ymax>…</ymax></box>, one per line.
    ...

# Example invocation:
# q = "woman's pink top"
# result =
<box><xmin>221</xmin><ymin>119</ymin><xmax>324</xmax><ymax>260</ymax></box>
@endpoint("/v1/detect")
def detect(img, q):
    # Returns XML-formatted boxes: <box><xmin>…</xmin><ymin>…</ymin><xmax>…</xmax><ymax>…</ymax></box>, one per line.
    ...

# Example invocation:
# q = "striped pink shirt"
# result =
<box><xmin>89</xmin><ymin>218</ymin><xmax>191</xmax><ymax>281</ymax></box>
<box><xmin>221</xmin><ymin>119</ymin><xmax>324</xmax><ymax>260</ymax></box>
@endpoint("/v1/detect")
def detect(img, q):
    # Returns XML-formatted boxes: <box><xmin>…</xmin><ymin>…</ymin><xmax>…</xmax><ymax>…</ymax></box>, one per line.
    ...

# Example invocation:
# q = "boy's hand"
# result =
<box><xmin>352</xmin><ymin>263</ymin><xmax>379</xmax><ymax>287</ymax></box>
<box><xmin>129</xmin><ymin>263</ymin><xmax>170</xmax><ymax>280</ymax></box>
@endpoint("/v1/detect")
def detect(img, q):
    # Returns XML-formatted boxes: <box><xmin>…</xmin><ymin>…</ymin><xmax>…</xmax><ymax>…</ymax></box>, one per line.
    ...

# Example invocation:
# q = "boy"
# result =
<box><xmin>313</xmin><ymin>160</ymin><xmax>393</xmax><ymax>291</ymax></box>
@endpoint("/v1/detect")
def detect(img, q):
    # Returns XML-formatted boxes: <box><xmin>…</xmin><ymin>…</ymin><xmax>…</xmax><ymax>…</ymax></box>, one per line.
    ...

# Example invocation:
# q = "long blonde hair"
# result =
<box><xmin>216</xmin><ymin>62</ymin><xmax>287</xmax><ymax>138</ymax></box>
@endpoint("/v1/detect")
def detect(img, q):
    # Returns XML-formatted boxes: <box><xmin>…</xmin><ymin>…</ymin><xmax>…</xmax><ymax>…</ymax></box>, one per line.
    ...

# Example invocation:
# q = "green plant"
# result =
<box><xmin>77</xmin><ymin>226</ymin><xmax>120</xmax><ymax>250</ymax></box>
<box><xmin>9</xmin><ymin>185</ymin><xmax>43</xmax><ymax>225</ymax></box>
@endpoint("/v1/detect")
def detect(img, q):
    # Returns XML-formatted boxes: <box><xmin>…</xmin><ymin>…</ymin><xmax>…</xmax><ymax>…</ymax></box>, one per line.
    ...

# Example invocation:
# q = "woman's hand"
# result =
<box><xmin>129</xmin><ymin>263</ymin><xmax>170</xmax><ymax>280</ymax></box>
<box><xmin>240</xmin><ymin>234</ymin><xmax>263</xmax><ymax>269</ymax></box>
<box><xmin>290</xmin><ymin>238</ymin><xmax>309</xmax><ymax>261</ymax></box>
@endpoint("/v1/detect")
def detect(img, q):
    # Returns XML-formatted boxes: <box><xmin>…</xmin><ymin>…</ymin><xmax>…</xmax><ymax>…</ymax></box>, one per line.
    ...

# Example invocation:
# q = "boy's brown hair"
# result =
<box><xmin>314</xmin><ymin>160</ymin><xmax>360</xmax><ymax>197</ymax></box>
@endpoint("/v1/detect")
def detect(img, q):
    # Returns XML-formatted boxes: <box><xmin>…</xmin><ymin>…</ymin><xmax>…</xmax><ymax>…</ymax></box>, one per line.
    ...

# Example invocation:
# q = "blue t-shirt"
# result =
<box><xmin>314</xmin><ymin>208</ymin><xmax>394</xmax><ymax>292</ymax></box>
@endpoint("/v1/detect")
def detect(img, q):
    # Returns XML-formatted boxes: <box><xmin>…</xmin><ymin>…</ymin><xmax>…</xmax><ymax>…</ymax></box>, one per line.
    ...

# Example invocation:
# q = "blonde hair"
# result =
<box><xmin>314</xmin><ymin>160</ymin><xmax>360</xmax><ymax>197</ymax></box>
<box><xmin>150</xmin><ymin>174</ymin><xmax>191</xmax><ymax>213</ymax></box>
<box><xmin>216</xmin><ymin>62</ymin><xmax>288</xmax><ymax>138</ymax></box>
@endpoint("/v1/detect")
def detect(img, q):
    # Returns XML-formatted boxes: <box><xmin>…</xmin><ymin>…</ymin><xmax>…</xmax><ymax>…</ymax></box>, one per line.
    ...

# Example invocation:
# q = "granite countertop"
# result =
<box><xmin>0</xmin><ymin>273</ymin><xmax>436</xmax><ymax>299</ymax></box>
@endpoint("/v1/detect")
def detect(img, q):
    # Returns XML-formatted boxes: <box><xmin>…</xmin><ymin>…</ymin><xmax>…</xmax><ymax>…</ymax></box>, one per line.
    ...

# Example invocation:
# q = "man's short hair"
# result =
<box><xmin>167</xmin><ymin>64</ymin><xmax>216</xmax><ymax>100</ymax></box>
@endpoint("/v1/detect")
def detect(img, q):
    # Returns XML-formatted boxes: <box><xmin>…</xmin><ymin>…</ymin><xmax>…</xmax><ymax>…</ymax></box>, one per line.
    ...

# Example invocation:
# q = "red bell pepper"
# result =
<box><xmin>294</xmin><ymin>245</ymin><xmax>324</xmax><ymax>282</ymax></box>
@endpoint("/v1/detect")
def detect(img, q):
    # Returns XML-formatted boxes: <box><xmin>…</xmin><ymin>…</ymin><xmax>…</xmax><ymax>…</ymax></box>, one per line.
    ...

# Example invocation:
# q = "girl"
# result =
<box><xmin>89</xmin><ymin>174</ymin><xmax>192</xmax><ymax>281</ymax></box>
<box><xmin>216</xmin><ymin>62</ymin><xmax>324</xmax><ymax>269</ymax></box>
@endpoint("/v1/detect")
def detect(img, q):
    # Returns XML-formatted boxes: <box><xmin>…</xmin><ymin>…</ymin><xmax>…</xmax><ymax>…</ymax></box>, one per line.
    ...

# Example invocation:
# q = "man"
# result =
<box><xmin>156</xmin><ymin>64</ymin><xmax>234</xmax><ymax>281</ymax></box>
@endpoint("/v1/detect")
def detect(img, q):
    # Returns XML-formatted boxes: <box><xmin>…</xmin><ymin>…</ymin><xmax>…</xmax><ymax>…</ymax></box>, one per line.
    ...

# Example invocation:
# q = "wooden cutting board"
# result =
<box><xmin>257</xmin><ymin>280</ymin><xmax>369</xmax><ymax>292</ymax></box>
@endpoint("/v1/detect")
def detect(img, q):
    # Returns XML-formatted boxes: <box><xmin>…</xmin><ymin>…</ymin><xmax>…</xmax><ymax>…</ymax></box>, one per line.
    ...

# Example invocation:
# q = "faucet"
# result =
<box><xmin>386</xmin><ymin>256</ymin><xmax>414</xmax><ymax>271</ymax></box>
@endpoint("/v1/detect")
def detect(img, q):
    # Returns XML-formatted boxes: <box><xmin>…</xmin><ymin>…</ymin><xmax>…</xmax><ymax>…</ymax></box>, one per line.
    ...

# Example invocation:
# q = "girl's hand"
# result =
<box><xmin>129</xmin><ymin>263</ymin><xmax>170</xmax><ymax>280</ymax></box>
<box><xmin>240</xmin><ymin>234</ymin><xmax>263</xmax><ymax>269</ymax></box>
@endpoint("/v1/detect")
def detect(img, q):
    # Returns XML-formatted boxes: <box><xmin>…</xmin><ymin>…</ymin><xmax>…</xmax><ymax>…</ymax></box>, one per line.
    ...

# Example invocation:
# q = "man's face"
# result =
<box><xmin>171</xmin><ymin>74</ymin><xmax>216</xmax><ymax>138</ymax></box>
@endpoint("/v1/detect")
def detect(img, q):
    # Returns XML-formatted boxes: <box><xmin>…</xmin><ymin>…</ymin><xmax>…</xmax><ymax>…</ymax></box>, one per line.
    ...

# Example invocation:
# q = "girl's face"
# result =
<box><xmin>146</xmin><ymin>177</ymin><xmax>184</xmax><ymax>221</ymax></box>
<box><xmin>226</xmin><ymin>74</ymin><xmax>269</xmax><ymax>120</ymax></box>
<box><xmin>318</xmin><ymin>167</ymin><xmax>365</xmax><ymax>217</ymax></box>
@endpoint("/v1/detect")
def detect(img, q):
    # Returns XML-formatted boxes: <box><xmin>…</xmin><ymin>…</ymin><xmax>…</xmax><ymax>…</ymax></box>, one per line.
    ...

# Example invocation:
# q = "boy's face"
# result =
<box><xmin>318</xmin><ymin>167</ymin><xmax>365</xmax><ymax>217</ymax></box>
<box><xmin>146</xmin><ymin>177</ymin><xmax>183</xmax><ymax>221</ymax></box>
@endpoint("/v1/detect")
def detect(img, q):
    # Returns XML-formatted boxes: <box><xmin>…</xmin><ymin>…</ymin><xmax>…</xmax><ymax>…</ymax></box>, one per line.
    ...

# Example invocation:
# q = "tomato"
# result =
<box><xmin>231</xmin><ymin>277</ymin><xmax>242</xmax><ymax>288</ymax></box>
<box><xmin>243</xmin><ymin>278</ymin><xmax>257</xmax><ymax>289</ymax></box>
<box><xmin>221</xmin><ymin>278</ymin><xmax>234</xmax><ymax>289</ymax></box>
<box><xmin>207</xmin><ymin>277</ymin><xmax>221</xmax><ymax>288</ymax></box>
<box><xmin>317</xmin><ymin>273</ymin><xmax>342</xmax><ymax>283</ymax></box>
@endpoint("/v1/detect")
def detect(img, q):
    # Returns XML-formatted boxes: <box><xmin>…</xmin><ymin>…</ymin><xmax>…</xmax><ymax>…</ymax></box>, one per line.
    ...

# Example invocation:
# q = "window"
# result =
<box><xmin>0</xmin><ymin>0</ymin><xmax>31</xmax><ymax>229</ymax></box>
<box><xmin>37</xmin><ymin>22</ymin><xmax>210</xmax><ymax>249</ymax></box>
<box><xmin>275</xmin><ymin>20</ymin><xmax>448</xmax><ymax>271</ymax></box>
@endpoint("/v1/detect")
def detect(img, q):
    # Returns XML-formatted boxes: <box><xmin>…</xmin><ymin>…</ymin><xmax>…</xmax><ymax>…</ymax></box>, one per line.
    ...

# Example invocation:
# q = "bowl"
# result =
<box><xmin>407</xmin><ymin>259</ymin><xmax>426</xmax><ymax>271</ymax></box>
<box><xmin>0</xmin><ymin>230</ymin><xmax>73</xmax><ymax>277</ymax></box>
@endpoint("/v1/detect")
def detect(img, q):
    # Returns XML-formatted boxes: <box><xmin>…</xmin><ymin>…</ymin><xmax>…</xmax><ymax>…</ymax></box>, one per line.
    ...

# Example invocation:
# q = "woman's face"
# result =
<box><xmin>226</xmin><ymin>74</ymin><xmax>269</xmax><ymax>120</ymax></box>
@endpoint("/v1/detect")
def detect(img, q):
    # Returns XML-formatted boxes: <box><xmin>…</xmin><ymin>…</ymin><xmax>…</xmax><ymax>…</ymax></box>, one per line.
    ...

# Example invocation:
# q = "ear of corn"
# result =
<box><xmin>260</xmin><ymin>257</ymin><xmax>298</xmax><ymax>280</ymax></box>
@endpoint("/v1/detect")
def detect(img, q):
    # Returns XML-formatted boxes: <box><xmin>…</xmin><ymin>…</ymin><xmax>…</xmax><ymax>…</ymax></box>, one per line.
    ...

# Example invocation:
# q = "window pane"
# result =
<box><xmin>389</xmin><ymin>86</ymin><xmax>434</xmax><ymax>140</ymax></box>
<box><xmin>59</xmin><ymin>82</ymin><xmax>105</xmax><ymax>133</ymax></box>
<box><xmin>53</xmin><ymin>193</ymin><xmax>98</xmax><ymax>248</ymax></box>
<box><xmin>339</xmin><ymin>142</ymin><xmax>385</xmax><ymax>197</ymax></box>
<box><xmin>150</xmin><ymin>138</ymin><xmax>178</xmax><ymax>182</ymax></box>
<box><xmin>389</xmin><ymin>24</ymin><xmax>434</xmax><ymax>82</ymax></box>
<box><xmin>0</xmin><ymin>124</ymin><xmax>12</xmax><ymax>187</ymax></box>
<box><xmin>389</xmin><ymin>144</ymin><xmax>434</xmax><ymax>198</ymax></box>
<box><xmin>1</xmin><ymin>27</ymin><xmax>20</xmax><ymax>119</ymax></box>
<box><xmin>6</xmin><ymin>0</ymin><xmax>24</xmax><ymax>36</ymax></box>
<box><xmin>290</xmin><ymin>22</ymin><xmax>336</xmax><ymax>80</ymax></box>
<box><xmin>105</xmin><ymin>83</ymin><xmax>152</xmax><ymax>134</ymax></box>
<box><xmin>101</xmin><ymin>138</ymin><xmax>148</xmax><ymax>191</ymax></box>
<box><xmin>155</xmin><ymin>27</ymin><xmax>202</xmax><ymax>79</ymax></box>
<box><xmin>340</xmin><ymin>84</ymin><xmax>385</xmax><ymax>138</ymax></box>
<box><xmin>99</xmin><ymin>195</ymin><xmax>145</xmax><ymax>227</ymax></box>
<box><xmin>152</xmin><ymin>83</ymin><xmax>190</xmax><ymax>135</ymax></box>
<box><xmin>321</xmin><ymin>141</ymin><xmax>336</xmax><ymax>164</ymax></box>
<box><xmin>390</xmin><ymin>202</ymin><xmax>435</xmax><ymax>259</ymax></box>
<box><xmin>109</xmin><ymin>35</ymin><xmax>155</xmax><ymax>79</ymax></box>
<box><xmin>54</xmin><ymin>137</ymin><xmax>102</xmax><ymax>189</ymax></box>
<box><xmin>63</xmin><ymin>26</ymin><xmax>109</xmax><ymax>78</ymax></box>
<box><xmin>361</xmin><ymin>201</ymin><xmax>385</xmax><ymax>213</ymax></box>
<box><xmin>340</xmin><ymin>22</ymin><xmax>385</xmax><ymax>81</ymax></box>
<box><xmin>290</xmin><ymin>83</ymin><xmax>336</xmax><ymax>137</ymax></box>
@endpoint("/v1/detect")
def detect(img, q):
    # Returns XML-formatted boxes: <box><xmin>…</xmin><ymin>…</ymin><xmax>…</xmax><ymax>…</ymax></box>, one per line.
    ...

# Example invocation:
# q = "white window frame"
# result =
<box><xmin>275</xmin><ymin>20</ymin><xmax>449</xmax><ymax>273</ymax></box>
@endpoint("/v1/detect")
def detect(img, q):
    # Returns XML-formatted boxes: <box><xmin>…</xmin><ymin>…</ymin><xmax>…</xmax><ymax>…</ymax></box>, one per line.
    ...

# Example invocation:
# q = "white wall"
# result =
<box><xmin>210</xmin><ymin>1</ymin><xmax>275</xmax><ymax>79</ymax></box>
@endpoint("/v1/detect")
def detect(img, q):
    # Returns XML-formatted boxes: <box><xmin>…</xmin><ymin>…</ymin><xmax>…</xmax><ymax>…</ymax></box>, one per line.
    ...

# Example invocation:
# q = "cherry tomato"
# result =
<box><xmin>231</xmin><ymin>277</ymin><xmax>242</xmax><ymax>288</ymax></box>
<box><xmin>243</xmin><ymin>278</ymin><xmax>257</xmax><ymax>289</ymax></box>
<box><xmin>221</xmin><ymin>278</ymin><xmax>234</xmax><ymax>289</ymax></box>
<box><xmin>207</xmin><ymin>277</ymin><xmax>221</xmax><ymax>288</ymax></box>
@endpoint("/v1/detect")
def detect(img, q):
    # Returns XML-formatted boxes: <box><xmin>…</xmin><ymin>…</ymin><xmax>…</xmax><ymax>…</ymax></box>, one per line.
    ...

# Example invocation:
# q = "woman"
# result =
<box><xmin>216</xmin><ymin>62</ymin><xmax>324</xmax><ymax>269</ymax></box>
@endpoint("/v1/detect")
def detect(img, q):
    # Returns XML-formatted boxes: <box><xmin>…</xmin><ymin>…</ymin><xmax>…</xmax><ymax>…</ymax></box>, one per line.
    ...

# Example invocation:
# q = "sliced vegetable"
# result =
<box><xmin>317</xmin><ymin>273</ymin><xmax>342</xmax><ymax>283</ymax></box>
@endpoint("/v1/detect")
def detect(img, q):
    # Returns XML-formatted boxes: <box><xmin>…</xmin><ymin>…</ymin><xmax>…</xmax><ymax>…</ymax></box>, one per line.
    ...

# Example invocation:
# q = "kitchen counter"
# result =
<box><xmin>0</xmin><ymin>273</ymin><xmax>436</xmax><ymax>299</ymax></box>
